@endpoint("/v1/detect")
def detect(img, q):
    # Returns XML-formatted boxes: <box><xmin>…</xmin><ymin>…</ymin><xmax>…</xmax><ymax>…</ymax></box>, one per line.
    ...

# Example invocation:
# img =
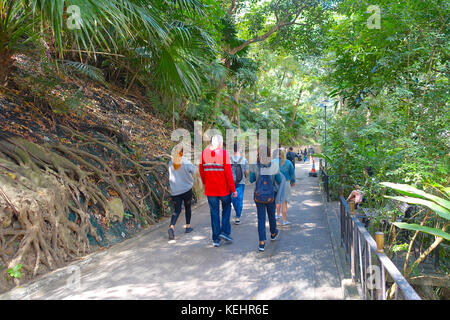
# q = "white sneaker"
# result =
<box><xmin>276</xmin><ymin>215</ymin><xmax>281</xmax><ymax>220</ymax></box>
<box><xmin>282</xmin><ymin>220</ymin><xmax>291</xmax><ymax>226</ymax></box>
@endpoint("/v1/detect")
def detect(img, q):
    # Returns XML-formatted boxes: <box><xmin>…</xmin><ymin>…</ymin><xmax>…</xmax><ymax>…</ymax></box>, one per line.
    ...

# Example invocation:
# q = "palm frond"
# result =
<box><xmin>62</xmin><ymin>60</ymin><xmax>105</xmax><ymax>83</ymax></box>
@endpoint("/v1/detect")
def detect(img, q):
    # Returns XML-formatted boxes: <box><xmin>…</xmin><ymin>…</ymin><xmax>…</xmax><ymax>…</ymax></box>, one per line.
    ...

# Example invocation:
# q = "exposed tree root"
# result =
<box><xmin>0</xmin><ymin>125</ymin><xmax>170</xmax><ymax>287</ymax></box>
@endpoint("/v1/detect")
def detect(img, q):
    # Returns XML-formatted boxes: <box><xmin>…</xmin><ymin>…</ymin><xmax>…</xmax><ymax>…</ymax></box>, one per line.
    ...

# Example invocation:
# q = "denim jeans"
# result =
<box><xmin>231</xmin><ymin>184</ymin><xmax>245</xmax><ymax>218</ymax></box>
<box><xmin>207</xmin><ymin>194</ymin><xmax>232</xmax><ymax>242</ymax></box>
<box><xmin>255</xmin><ymin>200</ymin><xmax>278</xmax><ymax>242</ymax></box>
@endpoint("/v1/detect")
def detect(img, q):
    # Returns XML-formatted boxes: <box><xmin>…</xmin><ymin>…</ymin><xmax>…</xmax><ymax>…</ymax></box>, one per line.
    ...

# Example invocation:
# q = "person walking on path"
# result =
<box><xmin>308</xmin><ymin>146</ymin><xmax>315</xmax><ymax>163</ymax></box>
<box><xmin>272</xmin><ymin>148</ymin><xmax>285</xmax><ymax>221</ymax></box>
<box><xmin>230</xmin><ymin>141</ymin><xmax>249</xmax><ymax>225</ymax></box>
<box><xmin>275</xmin><ymin>148</ymin><xmax>295</xmax><ymax>226</ymax></box>
<box><xmin>200</xmin><ymin>134</ymin><xmax>237</xmax><ymax>247</ymax></box>
<box><xmin>297</xmin><ymin>149</ymin><xmax>303</xmax><ymax>163</ymax></box>
<box><xmin>286</xmin><ymin>147</ymin><xmax>297</xmax><ymax>168</ymax></box>
<box><xmin>249</xmin><ymin>145</ymin><xmax>282</xmax><ymax>252</ymax></box>
<box><xmin>168</xmin><ymin>145</ymin><xmax>195</xmax><ymax>240</ymax></box>
<box><xmin>303</xmin><ymin>148</ymin><xmax>308</xmax><ymax>162</ymax></box>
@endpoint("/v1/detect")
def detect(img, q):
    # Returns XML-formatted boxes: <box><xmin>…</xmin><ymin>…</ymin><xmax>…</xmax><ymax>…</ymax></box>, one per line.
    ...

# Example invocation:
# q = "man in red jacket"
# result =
<box><xmin>200</xmin><ymin>134</ymin><xmax>237</xmax><ymax>247</ymax></box>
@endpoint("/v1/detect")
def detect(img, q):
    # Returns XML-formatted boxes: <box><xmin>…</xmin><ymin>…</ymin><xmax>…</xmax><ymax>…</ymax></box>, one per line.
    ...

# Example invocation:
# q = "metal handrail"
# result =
<box><xmin>319</xmin><ymin>159</ymin><xmax>330</xmax><ymax>202</ymax></box>
<box><xmin>340</xmin><ymin>196</ymin><xmax>421</xmax><ymax>300</ymax></box>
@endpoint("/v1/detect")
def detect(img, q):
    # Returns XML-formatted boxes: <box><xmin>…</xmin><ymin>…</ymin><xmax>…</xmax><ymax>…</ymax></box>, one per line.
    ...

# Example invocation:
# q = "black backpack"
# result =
<box><xmin>287</xmin><ymin>151</ymin><xmax>295</xmax><ymax>162</ymax></box>
<box><xmin>231</xmin><ymin>157</ymin><xmax>244</xmax><ymax>186</ymax></box>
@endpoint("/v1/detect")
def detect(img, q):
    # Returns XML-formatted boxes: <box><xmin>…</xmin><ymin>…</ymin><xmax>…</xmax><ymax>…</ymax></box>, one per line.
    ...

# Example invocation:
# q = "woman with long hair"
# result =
<box><xmin>168</xmin><ymin>145</ymin><xmax>196</xmax><ymax>240</ymax></box>
<box><xmin>276</xmin><ymin>148</ymin><xmax>296</xmax><ymax>226</ymax></box>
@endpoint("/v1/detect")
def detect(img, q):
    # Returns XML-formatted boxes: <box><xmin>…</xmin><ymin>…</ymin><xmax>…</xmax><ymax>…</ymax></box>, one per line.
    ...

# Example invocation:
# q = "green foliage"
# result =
<box><xmin>382</xmin><ymin>182</ymin><xmax>450</xmax><ymax>241</ymax></box>
<box><xmin>392</xmin><ymin>223</ymin><xmax>450</xmax><ymax>241</ymax></box>
<box><xmin>317</xmin><ymin>0</ymin><xmax>449</xmax><ymax>203</ymax></box>
<box><xmin>7</xmin><ymin>263</ymin><xmax>22</xmax><ymax>279</ymax></box>
<box><xmin>62</xmin><ymin>60</ymin><xmax>105</xmax><ymax>84</ymax></box>
<box><xmin>392</xmin><ymin>243</ymin><xmax>409</xmax><ymax>253</ymax></box>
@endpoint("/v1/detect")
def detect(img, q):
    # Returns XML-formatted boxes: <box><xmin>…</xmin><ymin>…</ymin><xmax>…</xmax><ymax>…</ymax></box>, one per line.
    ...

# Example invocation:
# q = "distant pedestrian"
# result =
<box><xmin>275</xmin><ymin>148</ymin><xmax>295</xmax><ymax>226</ymax></box>
<box><xmin>168</xmin><ymin>145</ymin><xmax>195</xmax><ymax>240</ymax></box>
<box><xmin>303</xmin><ymin>148</ymin><xmax>307</xmax><ymax>162</ymax></box>
<box><xmin>297</xmin><ymin>149</ymin><xmax>303</xmax><ymax>162</ymax></box>
<box><xmin>200</xmin><ymin>134</ymin><xmax>237</xmax><ymax>247</ymax></box>
<box><xmin>286</xmin><ymin>147</ymin><xmax>297</xmax><ymax>168</ymax></box>
<box><xmin>230</xmin><ymin>142</ymin><xmax>249</xmax><ymax>225</ymax></box>
<box><xmin>249</xmin><ymin>145</ymin><xmax>282</xmax><ymax>252</ymax></box>
<box><xmin>308</xmin><ymin>145</ymin><xmax>315</xmax><ymax>163</ymax></box>
<box><xmin>347</xmin><ymin>185</ymin><xmax>363</xmax><ymax>209</ymax></box>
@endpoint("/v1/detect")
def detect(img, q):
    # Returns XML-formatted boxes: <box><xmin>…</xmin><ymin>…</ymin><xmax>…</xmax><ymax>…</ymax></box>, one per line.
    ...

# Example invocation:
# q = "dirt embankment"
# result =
<box><xmin>0</xmin><ymin>54</ymin><xmax>203</xmax><ymax>293</ymax></box>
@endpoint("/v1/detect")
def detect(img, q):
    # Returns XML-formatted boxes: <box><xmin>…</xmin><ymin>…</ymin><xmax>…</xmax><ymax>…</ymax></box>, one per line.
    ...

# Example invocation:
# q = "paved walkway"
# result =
<box><xmin>2</xmin><ymin>161</ymin><xmax>344</xmax><ymax>300</ymax></box>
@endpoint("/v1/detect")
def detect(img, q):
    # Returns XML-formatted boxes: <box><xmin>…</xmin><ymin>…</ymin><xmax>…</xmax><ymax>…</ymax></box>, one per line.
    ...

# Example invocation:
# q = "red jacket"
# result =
<box><xmin>199</xmin><ymin>147</ymin><xmax>236</xmax><ymax>196</ymax></box>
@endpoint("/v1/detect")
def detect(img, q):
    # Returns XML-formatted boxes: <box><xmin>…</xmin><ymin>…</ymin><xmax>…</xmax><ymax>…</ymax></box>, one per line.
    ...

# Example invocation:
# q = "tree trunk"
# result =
<box><xmin>234</xmin><ymin>87</ymin><xmax>242</xmax><ymax>129</ymax></box>
<box><xmin>278</xmin><ymin>70</ymin><xmax>286</xmax><ymax>94</ymax></box>
<box><xmin>0</xmin><ymin>49</ymin><xmax>13</xmax><ymax>86</ymax></box>
<box><xmin>236</xmin><ymin>103</ymin><xmax>240</xmax><ymax>130</ymax></box>
<box><xmin>289</xmin><ymin>88</ymin><xmax>302</xmax><ymax>128</ymax></box>
<box><xmin>213</xmin><ymin>78</ymin><xmax>226</xmax><ymax>119</ymax></box>
<box><xmin>212</xmin><ymin>58</ymin><xmax>231</xmax><ymax>121</ymax></box>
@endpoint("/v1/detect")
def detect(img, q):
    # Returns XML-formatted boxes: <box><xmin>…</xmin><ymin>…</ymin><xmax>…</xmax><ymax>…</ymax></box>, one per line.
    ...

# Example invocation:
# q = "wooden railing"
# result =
<box><xmin>340</xmin><ymin>196</ymin><xmax>421</xmax><ymax>300</ymax></box>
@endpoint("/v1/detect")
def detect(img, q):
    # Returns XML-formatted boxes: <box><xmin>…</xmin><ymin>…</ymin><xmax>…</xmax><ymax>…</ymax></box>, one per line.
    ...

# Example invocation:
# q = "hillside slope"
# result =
<box><xmin>0</xmin><ymin>54</ymin><xmax>194</xmax><ymax>293</ymax></box>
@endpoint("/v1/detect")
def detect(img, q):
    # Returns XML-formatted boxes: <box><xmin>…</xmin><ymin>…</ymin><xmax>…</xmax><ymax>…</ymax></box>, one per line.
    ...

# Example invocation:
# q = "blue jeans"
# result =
<box><xmin>231</xmin><ymin>184</ymin><xmax>245</xmax><ymax>218</ymax></box>
<box><xmin>255</xmin><ymin>200</ymin><xmax>278</xmax><ymax>242</ymax></box>
<box><xmin>207</xmin><ymin>194</ymin><xmax>232</xmax><ymax>242</ymax></box>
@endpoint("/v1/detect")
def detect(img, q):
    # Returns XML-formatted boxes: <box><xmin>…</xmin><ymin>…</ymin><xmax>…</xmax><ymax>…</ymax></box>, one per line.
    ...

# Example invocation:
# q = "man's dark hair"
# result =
<box><xmin>289</xmin><ymin>147</ymin><xmax>293</xmax><ymax>151</ymax></box>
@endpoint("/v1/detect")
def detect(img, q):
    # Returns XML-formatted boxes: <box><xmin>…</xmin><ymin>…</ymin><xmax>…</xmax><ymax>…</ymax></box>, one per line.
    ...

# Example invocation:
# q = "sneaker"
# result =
<box><xmin>234</xmin><ymin>218</ymin><xmax>241</xmax><ymax>225</ymax></box>
<box><xmin>185</xmin><ymin>227</ymin><xmax>194</xmax><ymax>233</ymax></box>
<box><xmin>276</xmin><ymin>215</ymin><xmax>281</xmax><ymax>220</ymax></box>
<box><xmin>213</xmin><ymin>241</ymin><xmax>221</xmax><ymax>247</ymax></box>
<box><xmin>282</xmin><ymin>220</ymin><xmax>291</xmax><ymax>226</ymax></box>
<box><xmin>168</xmin><ymin>228</ymin><xmax>175</xmax><ymax>240</ymax></box>
<box><xmin>219</xmin><ymin>233</ymin><xmax>233</xmax><ymax>242</ymax></box>
<box><xmin>271</xmin><ymin>230</ymin><xmax>279</xmax><ymax>241</ymax></box>
<box><xmin>258</xmin><ymin>243</ymin><xmax>265</xmax><ymax>252</ymax></box>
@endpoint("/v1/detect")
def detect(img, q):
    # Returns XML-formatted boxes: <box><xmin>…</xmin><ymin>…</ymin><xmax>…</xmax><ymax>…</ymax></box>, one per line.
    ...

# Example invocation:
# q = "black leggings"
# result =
<box><xmin>170</xmin><ymin>189</ymin><xmax>192</xmax><ymax>226</ymax></box>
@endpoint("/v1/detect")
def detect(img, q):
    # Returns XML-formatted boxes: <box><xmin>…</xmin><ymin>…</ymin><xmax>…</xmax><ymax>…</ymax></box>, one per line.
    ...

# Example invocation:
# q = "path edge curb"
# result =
<box><xmin>0</xmin><ymin>196</ymin><xmax>209</xmax><ymax>300</ymax></box>
<box><xmin>318</xmin><ymin>180</ymin><xmax>360</xmax><ymax>300</ymax></box>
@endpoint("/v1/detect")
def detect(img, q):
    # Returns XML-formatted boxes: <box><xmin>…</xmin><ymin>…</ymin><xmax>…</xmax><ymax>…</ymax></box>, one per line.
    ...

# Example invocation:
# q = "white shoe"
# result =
<box><xmin>282</xmin><ymin>220</ymin><xmax>291</xmax><ymax>226</ymax></box>
<box><xmin>276</xmin><ymin>215</ymin><xmax>281</xmax><ymax>220</ymax></box>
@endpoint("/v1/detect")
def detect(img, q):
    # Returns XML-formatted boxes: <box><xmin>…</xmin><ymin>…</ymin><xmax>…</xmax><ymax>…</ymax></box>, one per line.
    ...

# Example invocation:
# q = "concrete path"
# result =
<box><xmin>2</xmin><ymin>161</ymin><xmax>344</xmax><ymax>300</ymax></box>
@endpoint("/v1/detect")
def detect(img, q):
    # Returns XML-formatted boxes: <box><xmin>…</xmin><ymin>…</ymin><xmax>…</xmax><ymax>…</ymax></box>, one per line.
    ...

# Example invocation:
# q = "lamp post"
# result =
<box><xmin>319</xmin><ymin>100</ymin><xmax>330</xmax><ymax>169</ymax></box>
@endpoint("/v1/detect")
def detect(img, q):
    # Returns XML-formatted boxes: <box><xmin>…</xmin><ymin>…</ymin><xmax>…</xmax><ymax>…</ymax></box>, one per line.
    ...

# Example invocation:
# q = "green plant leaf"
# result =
<box><xmin>392</xmin><ymin>243</ymin><xmax>409</xmax><ymax>253</ymax></box>
<box><xmin>7</xmin><ymin>263</ymin><xmax>22</xmax><ymax>279</ymax></box>
<box><xmin>311</xmin><ymin>153</ymin><xmax>334</xmax><ymax>167</ymax></box>
<box><xmin>381</xmin><ymin>182</ymin><xmax>450</xmax><ymax>211</ymax></box>
<box><xmin>393</xmin><ymin>222</ymin><xmax>450</xmax><ymax>241</ymax></box>
<box><xmin>385</xmin><ymin>195</ymin><xmax>450</xmax><ymax>220</ymax></box>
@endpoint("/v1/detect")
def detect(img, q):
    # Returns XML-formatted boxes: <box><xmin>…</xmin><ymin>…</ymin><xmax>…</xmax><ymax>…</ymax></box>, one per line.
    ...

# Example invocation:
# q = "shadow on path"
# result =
<box><xmin>2</xmin><ymin>162</ymin><xmax>343</xmax><ymax>300</ymax></box>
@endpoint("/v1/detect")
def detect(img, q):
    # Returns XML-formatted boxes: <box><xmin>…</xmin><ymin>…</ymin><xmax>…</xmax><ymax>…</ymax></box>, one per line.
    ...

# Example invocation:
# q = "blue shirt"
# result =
<box><xmin>278</xmin><ymin>159</ymin><xmax>296</xmax><ymax>184</ymax></box>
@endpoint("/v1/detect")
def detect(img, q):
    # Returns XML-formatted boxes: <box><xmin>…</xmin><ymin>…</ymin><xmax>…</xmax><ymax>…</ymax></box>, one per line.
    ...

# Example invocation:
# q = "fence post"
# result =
<box><xmin>351</xmin><ymin>219</ymin><xmax>356</xmax><ymax>282</ymax></box>
<box><xmin>375</xmin><ymin>232</ymin><xmax>384</xmax><ymax>253</ymax></box>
